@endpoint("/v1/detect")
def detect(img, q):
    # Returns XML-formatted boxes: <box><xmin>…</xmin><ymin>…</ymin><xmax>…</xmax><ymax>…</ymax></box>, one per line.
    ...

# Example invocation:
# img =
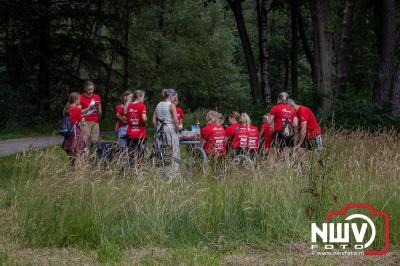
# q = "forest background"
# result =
<box><xmin>1</xmin><ymin>0</ymin><xmax>399</xmax><ymax>130</ymax></box>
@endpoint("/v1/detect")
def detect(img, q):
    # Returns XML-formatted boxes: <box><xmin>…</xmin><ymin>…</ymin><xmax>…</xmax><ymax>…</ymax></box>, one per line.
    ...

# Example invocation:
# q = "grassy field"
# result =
<box><xmin>0</xmin><ymin>129</ymin><xmax>399</xmax><ymax>265</ymax></box>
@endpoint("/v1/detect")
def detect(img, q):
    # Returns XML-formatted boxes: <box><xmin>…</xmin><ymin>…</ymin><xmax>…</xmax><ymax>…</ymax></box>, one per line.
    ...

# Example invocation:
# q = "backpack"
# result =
<box><xmin>279</xmin><ymin>118</ymin><xmax>294</xmax><ymax>139</ymax></box>
<box><xmin>58</xmin><ymin>115</ymin><xmax>73</xmax><ymax>136</ymax></box>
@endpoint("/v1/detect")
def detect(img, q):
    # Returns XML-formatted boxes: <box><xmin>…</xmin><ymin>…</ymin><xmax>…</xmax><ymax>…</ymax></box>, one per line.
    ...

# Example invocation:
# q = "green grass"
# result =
<box><xmin>0</xmin><ymin>124</ymin><xmax>57</xmax><ymax>140</ymax></box>
<box><xmin>0</xmin><ymin>129</ymin><xmax>399</xmax><ymax>264</ymax></box>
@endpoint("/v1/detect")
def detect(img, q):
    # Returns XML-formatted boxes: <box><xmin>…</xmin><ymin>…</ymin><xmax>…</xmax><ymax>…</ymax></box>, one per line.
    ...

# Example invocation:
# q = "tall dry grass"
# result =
<box><xmin>2</xmin><ymin>129</ymin><xmax>399</xmax><ymax>253</ymax></box>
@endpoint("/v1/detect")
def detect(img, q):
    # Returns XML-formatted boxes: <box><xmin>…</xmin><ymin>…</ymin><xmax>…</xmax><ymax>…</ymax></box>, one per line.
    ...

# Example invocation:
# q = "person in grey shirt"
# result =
<box><xmin>152</xmin><ymin>88</ymin><xmax>181</xmax><ymax>177</ymax></box>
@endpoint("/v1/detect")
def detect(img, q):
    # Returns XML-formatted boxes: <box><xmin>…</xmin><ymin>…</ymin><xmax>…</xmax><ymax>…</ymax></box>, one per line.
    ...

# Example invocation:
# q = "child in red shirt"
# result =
<box><xmin>79</xmin><ymin>80</ymin><xmax>101</xmax><ymax>145</ymax></box>
<box><xmin>126</xmin><ymin>90</ymin><xmax>147</xmax><ymax>161</ymax></box>
<box><xmin>172</xmin><ymin>95</ymin><xmax>184</xmax><ymax>131</ymax></box>
<box><xmin>115</xmin><ymin>90</ymin><xmax>133</xmax><ymax>147</ymax></box>
<box><xmin>240</xmin><ymin>113</ymin><xmax>259</xmax><ymax>157</ymax></box>
<box><xmin>201</xmin><ymin>111</ymin><xmax>226</xmax><ymax>156</ymax></box>
<box><xmin>63</xmin><ymin>92</ymin><xmax>85</xmax><ymax>165</ymax></box>
<box><xmin>225</xmin><ymin>111</ymin><xmax>243</xmax><ymax>154</ymax></box>
<box><xmin>260</xmin><ymin>114</ymin><xmax>273</xmax><ymax>152</ymax></box>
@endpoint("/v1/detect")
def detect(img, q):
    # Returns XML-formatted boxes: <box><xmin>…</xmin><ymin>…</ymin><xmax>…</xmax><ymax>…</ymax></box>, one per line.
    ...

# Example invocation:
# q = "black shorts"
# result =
<box><xmin>271</xmin><ymin>132</ymin><xmax>294</xmax><ymax>148</ymax></box>
<box><xmin>301</xmin><ymin>135</ymin><xmax>323</xmax><ymax>151</ymax></box>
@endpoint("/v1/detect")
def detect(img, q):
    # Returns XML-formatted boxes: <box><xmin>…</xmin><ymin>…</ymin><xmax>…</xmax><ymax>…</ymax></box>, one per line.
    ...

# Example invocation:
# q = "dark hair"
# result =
<box><xmin>83</xmin><ymin>80</ymin><xmax>94</xmax><ymax>89</ymax></box>
<box><xmin>277</xmin><ymin>92</ymin><xmax>289</xmax><ymax>104</ymax></box>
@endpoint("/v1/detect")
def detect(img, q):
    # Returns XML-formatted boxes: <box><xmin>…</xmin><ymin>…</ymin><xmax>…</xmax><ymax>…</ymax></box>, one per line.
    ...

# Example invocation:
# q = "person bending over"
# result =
<box><xmin>268</xmin><ymin>92</ymin><xmax>298</xmax><ymax>149</ymax></box>
<box><xmin>288</xmin><ymin>99</ymin><xmax>323</xmax><ymax>151</ymax></box>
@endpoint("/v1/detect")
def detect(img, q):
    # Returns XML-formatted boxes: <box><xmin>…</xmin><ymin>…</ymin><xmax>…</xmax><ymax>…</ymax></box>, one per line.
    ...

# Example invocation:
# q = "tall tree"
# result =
<box><xmin>297</xmin><ymin>8</ymin><xmax>313</xmax><ymax>73</ymax></box>
<box><xmin>257</xmin><ymin>0</ymin><xmax>271</xmax><ymax>103</ymax></box>
<box><xmin>336</xmin><ymin>0</ymin><xmax>354</xmax><ymax>100</ymax></box>
<box><xmin>290</xmin><ymin>0</ymin><xmax>299</xmax><ymax>98</ymax></box>
<box><xmin>227</xmin><ymin>0</ymin><xmax>262</xmax><ymax>104</ymax></box>
<box><xmin>38</xmin><ymin>0</ymin><xmax>51</xmax><ymax>121</ymax></box>
<box><xmin>392</xmin><ymin>63</ymin><xmax>400</xmax><ymax>116</ymax></box>
<box><xmin>311</xmin><ymin>0</ymin><xmax>333</xmax><ymax>114</ymax></box>
<box><xmin>123</xmin><ymin>13</ymin><xmax>130</xmax><ymax>89</ymax></box>
<box><xmin>373</xmin><ymin>0</ymin><xmax>397</xmax><ymax>103</ymax></box>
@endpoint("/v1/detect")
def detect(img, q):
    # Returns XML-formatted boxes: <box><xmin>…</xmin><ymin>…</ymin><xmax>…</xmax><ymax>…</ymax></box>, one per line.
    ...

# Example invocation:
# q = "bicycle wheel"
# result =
<box><xmin>187</xmin><ymin>146</ymin><xmax>208</xmax><ymax>176</ymax></box>
<box><xmin>230</xmin><ymin>154</ymin><xmax>256</xmax><ymax>177</ymax></box>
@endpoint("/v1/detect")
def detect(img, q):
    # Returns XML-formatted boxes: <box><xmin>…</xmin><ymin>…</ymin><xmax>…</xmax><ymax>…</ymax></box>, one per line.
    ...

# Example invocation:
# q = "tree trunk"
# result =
<box><xmin>75</xmin><ymin>0</ymin><xmax>104</xmax><ymax>77</ymax></box>
<box><xmin>336</xmin><ymin>0</ymin><xmax>354</xmax><ymax>100</ymax></box>
<box><xmin>103</xmin><ymin>0</ymin><xmax>128</xmax><ymax>120</ymax></box>
<box><xmin>283</xmin><ymin>58</ymin><xmax>289</xmax><ymax>92</ymax></box>
<box><xmin>257</xmin><ymin>0</ymin><xmax>271</xmax><ymax>103</ymax></box>
<box><xmin>123</xmin><ymin>14</ymin><xmax>130</xmax><ymax>89</ymax></box>
<box><xmin>227</xmin><ymin>0</ymin><xmax>261</xmax><ymax>104</ymax></box>
<box><xmin>392</xmin><ymin>63</ymin><xmax>400</xmax><ymax>116</ymax></box>
<box><xmin>297</xmin><ymin>7</ymin><xmax>316</xmax><ymax>92</ymax></box>
<box><xmin>290</xmin><ymin>0</ymin><xmax>299</xmax><ymax>98</ymax></box>
<box><xmin>38</xmin><ymin>0</ymin><xmax>51</xmax><ymax>121</ymax></box>
<box><xmin>311</xmin><ymin>0</ymin><xmax>333</xmax><ymax>114</ymax></box>
<box><xmin>373</xmin><ymin>0</ymin><xmax>396</xmax><ymax>103</ymax></box>
<box><xmin>297</xmin><ymin>9</ymin><xmax>314</xmax><ymax>73</ymax></box>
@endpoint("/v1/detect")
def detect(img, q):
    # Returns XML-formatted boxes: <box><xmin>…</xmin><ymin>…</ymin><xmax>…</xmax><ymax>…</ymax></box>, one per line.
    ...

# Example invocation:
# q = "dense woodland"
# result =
<box><xmin>0</xmin><ymin>0</ymin><xmax>399</xmax><ymax>129</ymax></box>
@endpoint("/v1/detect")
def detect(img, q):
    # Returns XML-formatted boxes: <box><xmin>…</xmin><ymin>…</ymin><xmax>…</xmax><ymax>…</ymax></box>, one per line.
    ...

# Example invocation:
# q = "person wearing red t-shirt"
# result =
<box><xmin>172</xmin><ymin>95</ymin><xmax>184</xmax><ymax>131</ymax></box>
<box><xmin>80</xmin><ymin>80</ymin><xmax>102</xmax><ymax>146</ymax></box>
<box><xmin>289</xmin><ymin>99</ymin><xmax>323</xmax><ymax>151</ymax></box>
<box><xmin>126</xmin><ymin>90</ymin><xmax>147</xmax><ymax>161</ymax></box>
<box><xmin>240</xmin><ymin>113</ymin><xmax>259</xmax><ymax>157</ymax></box>
<box><xmin>62</xmin><ymin>92</ymin><xmax>85</xmax><ymax>165</ymax></box>
<box><xmin>260</xmin><ymin>114</ymin><xmax>273</xmax><ymax>153</ymax></box>
<box><xmin>201</xmin><ymin>111</ymin><xmax>226</xmax><ymax>157</ymax></box>
<box><xmin>225</xmin><ymin>111</ymin><xmax>243</xmax><ymax>154</ymax></box>
<box><xmin>115</xmin><ymin>90</ymin><xmax>133</xmax><ymax>147</ymax></box>
<box><xmin>268</xmin><ymin>92</ymin><xmax>298</xmax><ymax>148</ymax></box>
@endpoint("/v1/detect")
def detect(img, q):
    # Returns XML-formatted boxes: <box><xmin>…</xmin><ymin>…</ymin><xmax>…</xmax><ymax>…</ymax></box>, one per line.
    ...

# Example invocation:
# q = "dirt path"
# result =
<box><xmin>0</xmin><ymin>132</ymin><xmax>113</xmax><ymax>157</ymax></box>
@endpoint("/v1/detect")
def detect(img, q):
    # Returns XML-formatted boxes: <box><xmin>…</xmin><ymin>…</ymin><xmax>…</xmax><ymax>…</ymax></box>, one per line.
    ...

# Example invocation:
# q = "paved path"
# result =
<box><xmin>0</xmin><ymin>135</ymin><xmax>63</xmax><ymax>157</ymax></box>
<box><xmin>0</xmin><ymin>132</ymin><xmax>114</xmax><ymax>157</ymax></box>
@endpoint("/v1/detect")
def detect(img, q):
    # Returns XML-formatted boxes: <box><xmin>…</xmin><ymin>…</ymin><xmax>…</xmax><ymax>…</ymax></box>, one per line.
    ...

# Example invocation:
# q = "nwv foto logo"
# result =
<box><xmin>310</xmin><ymin>204</ymin><xmax>390</xmax><ymax>256</ymax></box>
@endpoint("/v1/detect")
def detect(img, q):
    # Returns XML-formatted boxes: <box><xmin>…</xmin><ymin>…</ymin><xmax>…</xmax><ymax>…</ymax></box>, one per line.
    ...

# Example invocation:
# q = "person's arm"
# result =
<box><xmin>224</xmin><ymin>128</ymin><xmax>231</xmax><ymax>145</ymax></box>
<box><xmin>292</xmin><ymin>116</ymin><xmax>299</xmax><ymax>144</ymax></box>
<box><xmin>292</xmin><ymin>116</ymin><xmax>298</xmax><ymax>129</ymax></box>
<box><xmin>169</xmin><ymin>104</ymin><xmax>179</xmax><ymax>130</ymax></box>
<box><xmin>268</xmin><ymin>114</ymin><xmax>275</xmax><ymax>125</ymax></box>
<box><xmin>200</xmin><ymin>128</ymin><xmax>206</xmax><ymax>147</ymax></box>
<box><xmin>97</xmin><ymin>102</ymin><xmax>102</xmax><ymax>118</ymax></box>
<box><xmin>295</xmin><ymin>121</ymin><xmax>307</xmax><ymax>148</ymax></box>
<box><xmin>115</xmin><ymin>113</ymin><xmax>127</xmax><ymax>123</ymax></box>
<box><xmin>142</xmin><ymin>113</ymin><xmax>148</xmax><ymax>123</ymax></box>
<box><xmin>152</xmin><ymin>112</ymin><xmax>157</xmax><ymax>129</ymax></box>
<box><xmin>81</xmin><ymin>105</ymin><xmax>93</xmax><ymax>115</ymax></box>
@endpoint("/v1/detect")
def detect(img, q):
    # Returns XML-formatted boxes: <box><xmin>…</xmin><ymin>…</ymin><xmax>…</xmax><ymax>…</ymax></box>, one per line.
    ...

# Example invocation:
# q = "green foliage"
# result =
<box><xmin>331</xmin><ymin>101</ymin><xmax>400</xmax><ymax>130</ymax></box>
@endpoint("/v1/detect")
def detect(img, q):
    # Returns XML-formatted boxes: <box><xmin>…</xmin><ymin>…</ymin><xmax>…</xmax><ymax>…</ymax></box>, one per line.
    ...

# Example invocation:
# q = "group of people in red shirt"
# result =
<box><xmin>63</xmin><ymin>80</ymin><xmax>322</xmax><ymax>165</ymax></box>
<box><xmin>200</xmin><ymin>91</ymin><xmax>323</xmax><ymax>157</ymax></box>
